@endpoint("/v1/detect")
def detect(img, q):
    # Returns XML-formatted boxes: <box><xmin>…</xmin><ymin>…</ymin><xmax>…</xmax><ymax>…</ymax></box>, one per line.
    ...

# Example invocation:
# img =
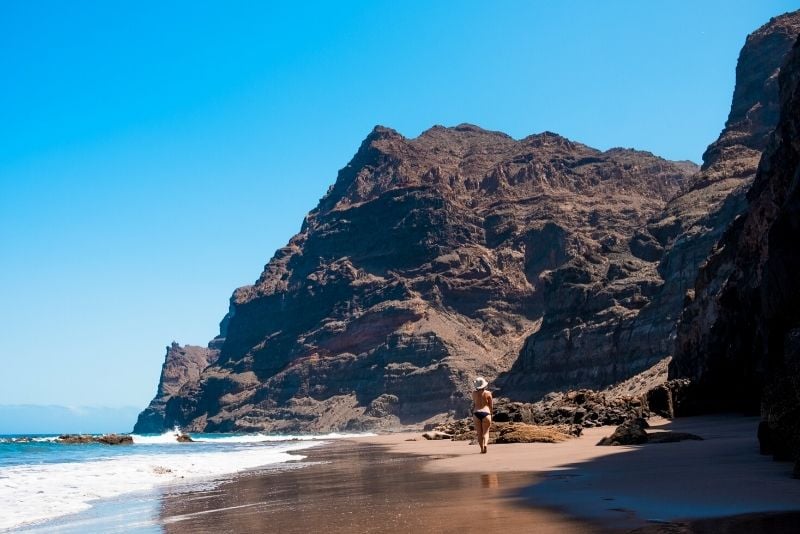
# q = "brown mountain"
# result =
<box><xmin>134</xmin><ymin>126</ymin><xmax>694</xmax><ymax>433</ymax></box>
<box><xmin>135</xmin><ymin>10</ymin><xmax>800</xmax><ymax>436</ymax></box>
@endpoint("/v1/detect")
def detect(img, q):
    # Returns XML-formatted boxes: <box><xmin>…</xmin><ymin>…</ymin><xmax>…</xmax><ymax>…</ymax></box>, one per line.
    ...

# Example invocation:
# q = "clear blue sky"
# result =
<box><xmin>1</xmin><ymin>1</ymin><xmax>797</xmax><ymax>410</ymax></box>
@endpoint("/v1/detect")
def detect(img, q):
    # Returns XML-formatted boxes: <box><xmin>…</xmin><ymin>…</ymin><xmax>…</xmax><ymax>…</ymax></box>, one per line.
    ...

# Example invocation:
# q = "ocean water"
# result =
<box><xmin>0</xmin><ymin>430</ymin><xmax>372</xmax><ymax>532</ymax></box>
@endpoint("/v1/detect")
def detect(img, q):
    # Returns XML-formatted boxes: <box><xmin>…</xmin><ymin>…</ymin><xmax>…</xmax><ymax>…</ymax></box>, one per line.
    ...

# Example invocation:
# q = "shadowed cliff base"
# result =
<box><xmin>670</xmin><ymin>15</ymin><xmax>800</xmax><ymax>471</ymax></box>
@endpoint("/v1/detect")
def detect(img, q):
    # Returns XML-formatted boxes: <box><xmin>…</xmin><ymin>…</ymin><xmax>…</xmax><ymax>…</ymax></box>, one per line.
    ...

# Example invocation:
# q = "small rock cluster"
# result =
<box><xmin>57</xmin><ymin>434</ymin><xmax>134</xmax><ymax>445</ymax></box>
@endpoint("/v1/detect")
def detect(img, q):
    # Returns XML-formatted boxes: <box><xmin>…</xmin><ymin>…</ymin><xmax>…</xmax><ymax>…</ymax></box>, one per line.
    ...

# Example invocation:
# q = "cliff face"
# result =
<box><xmin>501</xmin><ymin>11</ymin><xmax>800</xmax><ymax>401</ymax></box>
<box><xmin>143</xmin><ymin>125</ymin><xmax>694</xmax><ymax>433</ymax></box>
<box><xmin>671</xmin><ymin>29</ymin><xmax>800</xmax><ymax>464</ymax></box>
<box><xmin>133</xmin><ymin>343</ymin><xmax>219</xmax><ymax>433</ymax></box>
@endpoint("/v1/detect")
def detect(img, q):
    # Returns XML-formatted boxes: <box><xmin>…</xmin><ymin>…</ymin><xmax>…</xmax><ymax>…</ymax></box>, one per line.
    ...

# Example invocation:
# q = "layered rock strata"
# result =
<box><xmin>140</xmin><ymin>125</ymin><xmax>694</xmax><ymax>432</ymax></box>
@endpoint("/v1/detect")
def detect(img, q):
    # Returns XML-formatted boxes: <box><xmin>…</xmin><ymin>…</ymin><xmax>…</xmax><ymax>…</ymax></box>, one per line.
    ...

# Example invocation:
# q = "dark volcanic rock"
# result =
<box><xmin>597</xmin><ymin>419</ymin><xmax>648</xmax><ymax>446</ymax></box>
<box><xmin>57</xmin><ymin>434</ymin><xmax>95</xmax><ymax>444</ymax></box>
<box><xmin>149</xmin><ymin>124</ymin><xmax>694</xmax><ymax>433</ymax></box>
<box><xmin>134</xmin><ymin>342</ymin><xmax>219</xmax><ymax>433</ymax></box>
<box><xmin>671</xmin><ymin>20</ymin><xmax>800</xmax><ymax>466</ymax></box>
<box><xmin>96</xmin><ymin>434</ymin><xmax>134</xmax><ymax>445</ymax></box>
<box><xmin>597</xmin><ymin>419</ymin><xmax>703</xmax><ymax>446</ymax></box>
<box><xmin>502</xmin><ymin>11</ymin><xmax>800</xmax><ymax>402</ymax></box>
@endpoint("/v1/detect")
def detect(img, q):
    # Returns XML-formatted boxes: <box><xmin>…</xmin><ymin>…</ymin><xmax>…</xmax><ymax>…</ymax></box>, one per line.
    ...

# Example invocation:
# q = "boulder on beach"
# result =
<box><xmin>598</xmin><ymin>419</ymin><xmax>702</xmax><ymax>446</ymax></box>
<box><xmin>597</xmin><ymin>419</ymin><xmax>649</xmax><ymax>446</ymax></box>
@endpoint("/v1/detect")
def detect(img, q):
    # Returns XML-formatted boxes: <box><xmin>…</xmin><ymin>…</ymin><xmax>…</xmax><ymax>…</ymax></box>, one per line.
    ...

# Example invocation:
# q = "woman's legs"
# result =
<box><xmin>480</xmin><ymin>416</ymin><xmax>492</xmax><ymax>453</ymax></box>
<box><xmin>473</xmin><ymin>416</ymin><xmax>483</xmax><ymax>452</ymax></box>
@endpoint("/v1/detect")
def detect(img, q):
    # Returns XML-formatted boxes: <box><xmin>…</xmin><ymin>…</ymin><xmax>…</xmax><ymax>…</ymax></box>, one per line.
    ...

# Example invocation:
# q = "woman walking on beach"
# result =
<box><xmin>472</xmin><ymin>377</ymin><xmax>493</xmax><ymax>454</ymax></box>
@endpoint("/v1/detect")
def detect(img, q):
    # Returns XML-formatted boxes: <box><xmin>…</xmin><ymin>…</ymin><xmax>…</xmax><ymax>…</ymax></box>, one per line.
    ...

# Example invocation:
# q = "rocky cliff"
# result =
<box><xmin>671</xmin><ymin>28</ymin><xmax>800</xmax><ymax>466</ymax></box>
<box><xmin>134</xmin><ymin>343</ymin><xmax>219</xmax><ymax>433</ymax></box>
<box><xmin>137</xmin><ymin>11</ymin><xmax>800</xmax><ymax>435</ymax></box>
<box><xmin>139</xmin><ymin>124</ymin><xmax>694</xmax><ymax>432</ymax></box>
<box><xmin>502</xmin><ymin>11</ymin><xmax>800</xmax><ymax>401</ymax></box>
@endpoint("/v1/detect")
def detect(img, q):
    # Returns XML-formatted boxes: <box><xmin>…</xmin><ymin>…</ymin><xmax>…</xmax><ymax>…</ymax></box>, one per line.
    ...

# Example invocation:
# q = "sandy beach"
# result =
<box><xmin>354</xmin><ymin>415</ymin><xmax>800</xmax><ymax>531</ymax></box>
<box><xmin>149</xmin><ymin>415</ymin><xmax>800</xmax><ymax>533</ymax></box>
<box><xmin>157</xmin><ymin>440</ymin><xmax>596</xmax><ymax>533</ymax></box>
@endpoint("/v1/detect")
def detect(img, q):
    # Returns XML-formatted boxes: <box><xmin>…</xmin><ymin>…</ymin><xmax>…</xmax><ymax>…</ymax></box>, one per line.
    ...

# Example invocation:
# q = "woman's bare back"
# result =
<box><xmin>472</xmin><ymin>389</ymin><xmax>492</xmax><ymax>412</ymax></box>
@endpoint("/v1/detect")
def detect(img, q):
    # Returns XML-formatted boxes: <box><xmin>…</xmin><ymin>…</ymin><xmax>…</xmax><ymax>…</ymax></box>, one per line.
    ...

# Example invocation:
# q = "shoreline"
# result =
<box><xmin>14</xmin><ymin>414</ymin><xmax>800</xmax><ymax>533</ymax></box>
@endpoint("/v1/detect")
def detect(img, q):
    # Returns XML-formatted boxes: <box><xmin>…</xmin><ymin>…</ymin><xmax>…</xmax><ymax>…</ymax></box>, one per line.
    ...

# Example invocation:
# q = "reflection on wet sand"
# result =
<box><xmin>481</xmin><ymin>473</ymin><xmax>500</xmax><ymax>489</ymax></box>
<box><xmin>158</xmin><ymin>442</ymin><xmax>606</xmax><ymax>533</ymax></box>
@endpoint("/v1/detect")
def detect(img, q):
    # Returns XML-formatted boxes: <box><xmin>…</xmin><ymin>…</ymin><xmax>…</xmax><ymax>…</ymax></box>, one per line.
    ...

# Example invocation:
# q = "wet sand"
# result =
<box><xmin>158</xmin><ymin>441</ymin><xmax>604</xmax><ymax>533</ymax></box>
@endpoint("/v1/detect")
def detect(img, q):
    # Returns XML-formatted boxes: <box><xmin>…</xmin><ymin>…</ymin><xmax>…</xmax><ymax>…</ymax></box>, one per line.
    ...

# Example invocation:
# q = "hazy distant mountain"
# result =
<box><xmin>0</xmin><ymin>405</ymin><xmax>141</xmax><ymax>435</ymax></box>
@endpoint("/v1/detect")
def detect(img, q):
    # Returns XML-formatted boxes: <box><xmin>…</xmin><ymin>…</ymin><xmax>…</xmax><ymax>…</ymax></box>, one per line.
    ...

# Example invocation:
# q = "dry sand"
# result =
<box><xmin>351</xmin><ymin>415</ymin><xmax>800</xmax><ymax>531</ymax></box>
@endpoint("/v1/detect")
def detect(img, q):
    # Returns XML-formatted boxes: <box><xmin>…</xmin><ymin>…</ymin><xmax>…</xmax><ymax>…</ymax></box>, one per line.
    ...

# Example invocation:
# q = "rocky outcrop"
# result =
<box><xmin>671</xmin><ymin>27</ymin><xmax>800</xmax><ymax>467</ymax></box>
<box><xmin>502</xmin><ymin>11</ymin><xmax>800</xmax><ymax>401</ymax></box>
<box><xmin>494</xmin><ymin>389</ymin><xmax>650</xmax><ymax>429</ymax></box>
<box><xmin>145</xmin><ymin>124</ymin><xmax>694</xmax><ymax>433</ymax></box>
<box><xmin>133</xmin><ymin>343</ymin><xmax>219</xmax><ymax>433</ymax></box>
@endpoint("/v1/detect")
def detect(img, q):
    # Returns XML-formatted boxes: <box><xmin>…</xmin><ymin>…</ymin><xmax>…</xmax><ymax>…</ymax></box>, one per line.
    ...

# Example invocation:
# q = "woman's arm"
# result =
<box><xmin>488</xmin><ymin>391</ymin><xmax>494</xmax><ymax>413</ymax></box>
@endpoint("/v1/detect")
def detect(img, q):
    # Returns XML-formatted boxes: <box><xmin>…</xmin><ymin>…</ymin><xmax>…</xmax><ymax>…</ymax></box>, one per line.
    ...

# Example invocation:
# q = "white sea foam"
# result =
<box><xmin>0</xmin><ymin>441</ymin><xmax>319</xmax><ymax>531</ymax></box>
<box><xmin>129</xmin><ymin>429</ymin><xmax>190</xmax><ymax>445</ymax></box>
<box><xmin>0</xmin><ymin>436</ymin><xmax>58</xmax><ymax>444</ymax></box>
<box><xmin>131</xmin><ymin>430</ymin><xmax>375</xmax><ymax>445</ymax></box>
